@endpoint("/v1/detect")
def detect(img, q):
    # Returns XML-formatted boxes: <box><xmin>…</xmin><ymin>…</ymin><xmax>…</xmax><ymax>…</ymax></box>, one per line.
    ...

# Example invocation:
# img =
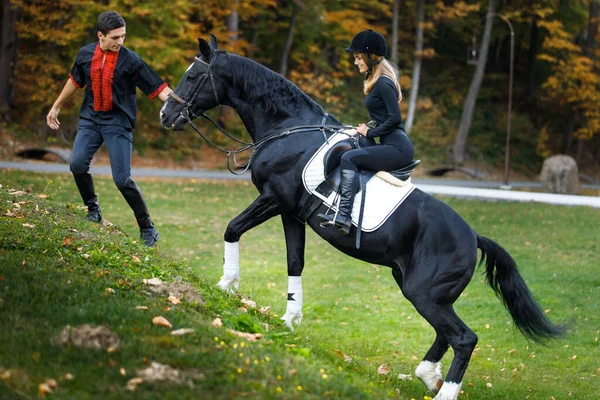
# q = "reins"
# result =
<box><xmin>183</xmin><ymin>110</ymin><xmax>345</xmax><ymax>175</ymax></box>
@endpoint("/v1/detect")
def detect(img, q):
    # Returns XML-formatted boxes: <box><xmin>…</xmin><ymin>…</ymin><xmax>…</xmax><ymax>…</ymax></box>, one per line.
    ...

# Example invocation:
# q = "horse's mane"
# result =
<box><xmin>225</xmin><ymin>53</ymin><xmax>325</xmax><ymax>117</ymax></box>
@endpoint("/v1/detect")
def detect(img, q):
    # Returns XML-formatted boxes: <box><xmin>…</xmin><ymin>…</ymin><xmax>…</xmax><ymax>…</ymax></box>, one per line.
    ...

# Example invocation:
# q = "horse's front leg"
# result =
<box><xmin>279</xmin><ymin>213</ymin><xmax>306</xmax><ymax>330</ymax></box>
<box><xmin>217</xmin><ymin>190</ymin><xmax>280</xmax><ymax>292</ymax></box>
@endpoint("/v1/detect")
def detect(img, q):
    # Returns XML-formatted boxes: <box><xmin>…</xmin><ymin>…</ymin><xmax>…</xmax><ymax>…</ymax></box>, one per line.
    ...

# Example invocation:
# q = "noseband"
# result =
<box><xmin>168</xmin><ymin>56</ymin><xmax>221</xmax><ymax>119</ymax></box>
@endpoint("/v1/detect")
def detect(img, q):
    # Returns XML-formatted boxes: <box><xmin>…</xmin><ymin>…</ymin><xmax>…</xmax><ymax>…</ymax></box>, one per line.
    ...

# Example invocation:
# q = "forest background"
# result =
<box><xmin>0</xmin><ymin>0</ymin><xmax>599</xmax><ymax>179</ymax></box>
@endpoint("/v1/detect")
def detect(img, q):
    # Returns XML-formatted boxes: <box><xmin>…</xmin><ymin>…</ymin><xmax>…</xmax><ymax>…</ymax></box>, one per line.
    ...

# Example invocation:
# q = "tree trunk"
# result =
<box><xmin>405</xmin><ymin>0</ymin><xmax>424</xmax><ymax>134</ymax></box>
<box><xmin>391</xmin><ymin>0</ymin><xmax>401</xmax><ymax>66</ymax></box>
<box><xmin>452</xmin><ymin>0</ymin><xmax>496</xmax><ymax>164</ymax></box>
<box><xmin>0</xmin><ymin>0</ymin><xmax>20</xmax><ymax>122</ymax></box>
<box><xmin>279</xmin><ymin>2</ymin><xmax>299</xmax><ymax>76</ymax></box>
<box><xmin>526</xmin><ymin>13</ymin><xmax>539</xmax><ymax>99</ymax></box>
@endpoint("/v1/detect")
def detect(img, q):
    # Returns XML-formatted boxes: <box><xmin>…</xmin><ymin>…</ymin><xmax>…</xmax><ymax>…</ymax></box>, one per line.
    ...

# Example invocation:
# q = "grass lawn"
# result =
<box><xmin>1</xmin><ymin>168</ymin><xmax>599</xmax><ymax>399</ymax></box>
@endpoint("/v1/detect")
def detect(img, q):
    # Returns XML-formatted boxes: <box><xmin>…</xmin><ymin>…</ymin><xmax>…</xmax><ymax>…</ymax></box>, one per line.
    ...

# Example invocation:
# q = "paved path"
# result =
<box><xmin>2</xmin><ymin>161</ymin><xmax>599</xmax><ymax>208</ymax></box>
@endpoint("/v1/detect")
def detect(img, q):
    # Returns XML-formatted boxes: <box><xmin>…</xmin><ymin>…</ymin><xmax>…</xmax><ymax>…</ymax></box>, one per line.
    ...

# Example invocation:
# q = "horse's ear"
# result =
<box><xmin>198</xmin><ymin>38</ymin><xmax>212</xmax><ymax>60</ymax></box>
<box><xmin>209</xmin><ymin>33</ymin><xmax>218</xmax><ymax>50</ymax></box>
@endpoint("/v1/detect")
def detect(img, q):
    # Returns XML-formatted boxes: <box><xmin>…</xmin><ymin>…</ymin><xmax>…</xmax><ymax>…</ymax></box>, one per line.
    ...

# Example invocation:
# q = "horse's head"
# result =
<box><xmin>160</xmin><ymin>35</ymin><xmax>224</xmax><ymax>131</ymax></box>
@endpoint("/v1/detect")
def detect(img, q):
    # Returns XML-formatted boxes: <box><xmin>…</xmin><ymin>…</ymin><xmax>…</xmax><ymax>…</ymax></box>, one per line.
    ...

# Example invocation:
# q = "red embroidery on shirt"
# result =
<box><xmin>69</xmin><ymin>74</ymin><xmax>83</xmax><ymax>88</ymax></box>
<box><xmin>90</xmin><ymin>44</ymin><xmax>119</xmax><ymax>111</ymax></box>
<box><xmin>148</xmin><ymin>82</ymin><xmax>168</xmax><ymax>100</ymax></box>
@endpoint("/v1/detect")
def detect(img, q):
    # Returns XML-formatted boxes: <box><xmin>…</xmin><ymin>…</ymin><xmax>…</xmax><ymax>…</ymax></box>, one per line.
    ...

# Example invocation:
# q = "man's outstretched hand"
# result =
<box><xmin>46</xmin><ymin>108</ymin><xmax>60</xmax><ymax>130</ymax></box>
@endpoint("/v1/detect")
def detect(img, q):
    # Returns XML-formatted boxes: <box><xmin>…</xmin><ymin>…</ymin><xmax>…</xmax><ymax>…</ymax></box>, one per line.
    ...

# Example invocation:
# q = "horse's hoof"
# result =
<box><xmin>280</xmin><ymin>311</ymin><xmax>303</xmax><ymax>331</ymax></box>
<box><xmin>433</xmin><ymin>382</ymin><xmax>461</xmax><ymax>400</ymax></box>
<box><xmin>416</xmin><ymin>361</ymin><xmax>443</xmax><ymax>394</ymax></box>
<box><xmin>216</xmin><ymin>276</ymin><xmax>240</xmax><ymax>292</ymax></box>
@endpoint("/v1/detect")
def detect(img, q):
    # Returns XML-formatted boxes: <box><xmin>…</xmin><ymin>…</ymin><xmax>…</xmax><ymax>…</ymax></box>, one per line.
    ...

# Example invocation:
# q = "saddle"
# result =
<box><xmin>296</xmin><ymin>134</ymin><xmax>419</xmax><ymax>248</ymax></box>
<box><xmin>322</xmin><ymin>137</ymin><xmax>420</xmax><ymax>193</ymax></box>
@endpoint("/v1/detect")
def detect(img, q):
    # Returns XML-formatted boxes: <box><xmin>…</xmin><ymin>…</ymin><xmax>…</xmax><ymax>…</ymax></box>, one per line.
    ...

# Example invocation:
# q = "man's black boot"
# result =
<box><xmin>72</xmin><ymin>169</ymin><xmax>102</xmax><ymax>223</ymax></box>
<box><xmin>316</xmin><ymin>169</ymin><xmax>357</xmax><ymax>235</ymax></box>
<box><xmin>119</xmin><ymin>177</ymin><xmax>160</xmax><ymax>247</ymax></box>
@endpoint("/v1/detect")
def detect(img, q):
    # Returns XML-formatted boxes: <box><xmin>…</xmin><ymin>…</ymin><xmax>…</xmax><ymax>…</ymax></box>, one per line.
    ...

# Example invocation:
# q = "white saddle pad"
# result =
<box><xmin>302</xmin><ymin>131</ymin><xmax>416</xmax><ymax>232</ymax></box>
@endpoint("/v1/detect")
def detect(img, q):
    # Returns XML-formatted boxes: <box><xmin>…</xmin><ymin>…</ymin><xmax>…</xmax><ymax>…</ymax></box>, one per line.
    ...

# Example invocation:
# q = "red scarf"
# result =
<box><xmin>90</xmin><ymin>44</ymin><xmax>119</xmax><ymax>112</ymax></box>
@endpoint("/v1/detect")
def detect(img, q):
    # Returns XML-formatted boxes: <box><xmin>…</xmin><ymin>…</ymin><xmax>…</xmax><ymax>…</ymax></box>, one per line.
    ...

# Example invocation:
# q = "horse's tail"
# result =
<box><xmin>477</xmin><ymin>235</ymin><xmax>565</xmax><ymax>343</ymax></box>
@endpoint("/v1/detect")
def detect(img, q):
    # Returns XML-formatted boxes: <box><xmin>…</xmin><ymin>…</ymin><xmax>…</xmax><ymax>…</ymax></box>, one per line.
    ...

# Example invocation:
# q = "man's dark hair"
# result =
<box><xmin>96</xmin><ymin>11</ymin><xmax>125</xmax><ymax>35</ymax></box>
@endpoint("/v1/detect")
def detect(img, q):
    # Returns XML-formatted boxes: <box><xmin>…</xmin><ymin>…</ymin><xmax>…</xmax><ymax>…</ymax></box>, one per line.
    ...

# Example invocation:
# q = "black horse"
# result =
<box><xmin>160</xmin><ymin>36</ymin><xmax>562</xmax><ymax>400</ymax></box>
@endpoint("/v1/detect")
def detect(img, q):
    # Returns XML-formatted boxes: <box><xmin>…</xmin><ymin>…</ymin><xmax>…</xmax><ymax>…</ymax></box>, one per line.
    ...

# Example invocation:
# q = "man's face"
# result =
<box><xmin>98</xmin><ymin>26</ymin><xmax>126</xmax><ymax>52</ymax></box>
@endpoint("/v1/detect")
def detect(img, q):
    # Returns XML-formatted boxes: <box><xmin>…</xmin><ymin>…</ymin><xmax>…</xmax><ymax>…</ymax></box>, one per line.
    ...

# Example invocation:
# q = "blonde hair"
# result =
<box><xmin>360</xmin><ymin>54</ymin><xmax>402</xmax><ymax>105</ymax></box>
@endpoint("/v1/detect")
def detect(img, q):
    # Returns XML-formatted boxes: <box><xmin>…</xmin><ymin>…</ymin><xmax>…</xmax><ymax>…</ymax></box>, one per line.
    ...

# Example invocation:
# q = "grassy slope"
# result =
<box><xmin>1</xmin><ymin>169</ymin><xmax>599</xmax><ymax>399</ymax></box>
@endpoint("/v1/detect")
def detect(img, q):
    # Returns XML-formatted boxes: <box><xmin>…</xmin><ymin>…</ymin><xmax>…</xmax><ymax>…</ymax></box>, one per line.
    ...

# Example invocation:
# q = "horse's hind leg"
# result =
<box><xmin>393</xmin><ymin>266</ymin><xmax>478</xmax><ymax>400</ymax></box>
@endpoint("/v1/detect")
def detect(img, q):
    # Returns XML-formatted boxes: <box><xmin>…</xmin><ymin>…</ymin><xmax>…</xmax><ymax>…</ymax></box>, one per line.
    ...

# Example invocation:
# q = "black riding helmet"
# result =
<box><xmin>345</xmin><ymin>29</ymin><xmax>387</xmax><ymax>78</ymax></box>
<box><xmin>345</xmin><ymin>29</ymin><xmax>388</xmax><ymax>57</ymax></box>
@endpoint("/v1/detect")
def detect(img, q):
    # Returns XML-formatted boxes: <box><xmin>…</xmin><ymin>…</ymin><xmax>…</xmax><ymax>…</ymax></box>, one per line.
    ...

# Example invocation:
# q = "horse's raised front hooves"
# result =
<box><xmin>280</xmin><ymin>311</ymin><xmax>303</xmax><ymax>331</ymax></box>
<box><xmin>216</xmin><ymin>275</ymin><xmax>240</xmax><ymax>293</ymax></box>
<box><xmin>416</xmin><ymin>361</ymin><xmax>444</xmax><ymax>394</ymax></box>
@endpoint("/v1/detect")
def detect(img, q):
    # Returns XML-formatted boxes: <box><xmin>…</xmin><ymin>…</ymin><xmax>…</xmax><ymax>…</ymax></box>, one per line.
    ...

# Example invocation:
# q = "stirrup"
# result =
<box><xmin>317</xmin><ymin>212</ymin><xmax>336</xmax><ymax>228</ymax></box>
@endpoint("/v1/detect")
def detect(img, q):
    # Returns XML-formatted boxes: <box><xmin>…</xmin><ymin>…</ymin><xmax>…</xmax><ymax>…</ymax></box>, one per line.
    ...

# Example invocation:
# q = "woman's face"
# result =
<box><xmin>353</xmin><ymin>52</ymin><xmax>368</xmax><ymax>74</ymax></box>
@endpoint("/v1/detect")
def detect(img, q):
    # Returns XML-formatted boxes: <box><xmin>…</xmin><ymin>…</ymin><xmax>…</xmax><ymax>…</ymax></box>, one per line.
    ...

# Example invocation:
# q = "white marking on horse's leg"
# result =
<box><xmin>416</xmin><ymin>360</ymin><xmax>443</xmax><ymax>393</ymax></box>
<box><xmin>280</xmin><ymin>276</ymin><xmax>303</xmax><ymax>330</ymax></box>
<box><xmin>434</xmin><ymin>382</ymin><xmax>462</xmax><ymax>400</ymax></box>
<box><xmin>216</xmin><ymin>241</ymin><xmax>240</xmax><ymax>292</ymax></box>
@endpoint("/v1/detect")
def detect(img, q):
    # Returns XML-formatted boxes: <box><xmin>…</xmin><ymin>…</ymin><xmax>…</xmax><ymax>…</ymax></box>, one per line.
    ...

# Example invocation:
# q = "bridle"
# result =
<box><xmin>167</xmin><ymin>53</ymin><xmax>347</xmax><ymax>174</ymax></box>
<box><xmin>168</xmin><ymin>53</ymin><xmax>255</xmax><ymax>174</ymax></box>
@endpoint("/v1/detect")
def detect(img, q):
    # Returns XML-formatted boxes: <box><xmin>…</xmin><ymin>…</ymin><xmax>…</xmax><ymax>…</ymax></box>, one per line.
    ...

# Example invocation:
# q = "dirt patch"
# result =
<box><xmin>52</xmin><ymin>324</ymin><xmax>120</xmax><ymax>351</ymax></box>
<box><xmin>144</xmin><ymin>282</ymin><xmax>204</xmax><ymax>306</ymax></box>
<box><xmin>127</xmin><ymin>361</ymin><xmax>204</xmax><ymax>390</ymax></box>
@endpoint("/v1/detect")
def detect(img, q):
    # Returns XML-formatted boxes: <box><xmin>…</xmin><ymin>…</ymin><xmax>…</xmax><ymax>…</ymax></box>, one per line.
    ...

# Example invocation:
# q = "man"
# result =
<box><xmin>46</xmin><ymin>11</ymin><xmax>172</xmax><ymax>247</ymax></box>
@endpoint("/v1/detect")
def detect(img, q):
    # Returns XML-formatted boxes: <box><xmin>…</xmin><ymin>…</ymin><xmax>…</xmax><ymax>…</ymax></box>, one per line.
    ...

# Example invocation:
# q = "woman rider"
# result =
<box><xmin>317</xmin><ymin>29</ymin><xmax>415</xmax><ymax>235</ymax></box>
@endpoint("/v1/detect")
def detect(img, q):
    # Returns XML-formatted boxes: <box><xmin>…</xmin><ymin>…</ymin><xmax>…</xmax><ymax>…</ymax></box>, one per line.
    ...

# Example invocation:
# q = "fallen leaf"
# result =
<box><xmin>105</xmin><ymin>288</ymin><xmax>115</xmax><ymax>294</ymax></box>
<box><xmin>397</xmin><ymin>373</ymin><xmax>412</xmax><ymax>381</ymax></box>
<box><xmin>45</xmin><ymin>379</ymin><xmax>57</xmax><ymax>389</ymax></box>
<box><xmin>226</xmin><ymin>329</ymin><xmax>263</xmax><ymax>342</ymax></box>
<box><xmin>142</xmin><ymin>278</ymin><xmax>162</xmax><ymax>286</ymax></box>
<box><xmin>486</xmin><ymin>382</ymin><xmax>493</xmax><ymax>389</ymax></box>
<box><xmin>331</xmin><ymin>349</ymin><xmax>352</xmax><ymax>363</ymax></box>
<box><xmin>152</xmin><ymin>316</ymin><xmax>172</xmax><ymax>328</ymax></box>
<box><xmin>39</xmin><ymin>194</ymin><xmax>50</xmax><ymax>199</ymax></box>
<box><xmin>241</xmin><ymin>298</ymin><xmax>256</xmax><ymax>309</ymax></box>
<box><xmin>9</xmin><ymin>190</ymin><xmax>27</xmax><ymax>196</ymax></box>
<box><xmin>38</xmin><ymin>383</ymin><xmax>52</xmax><ymax>397</ymax></box>
<box><xmin>62</xmin><ymin>237</ymin><xmax>73</xmax><ymax>247</ymax></box>
<box><xmin>377</xmin><ymin>363</ymin><xmax>390</xmax><ymax>375</ymax></box>
<box><xmin>259</xmin><ymin>306</ymin><xmax>271</xmax><ymax>315</ymax></box>
<box><xmin>120</xmin><ymin>368</ymin><xmax>127</xmax><ymax>376</ymax></box>
<box><xmin>132</xmin><ymin>255</ymin><xmax>141</xmax><ymax>264</ymax></box>
<box><xmin>22</xmin><ymin>223</ymin><xmax>35</xmax><ymax>228</ymax></box>
<box><xmin>135</xmin><ymin>306</ymin><xmax>148</xmax><ymax>310</ymax></box>
<box><xmin>168</xmin><ymin>295</ymin><xmax>181</xmax><ymax>305</ymax></box>
<box><xmin>126</xmin><ymin>377</ymin><xmax>144</xmax><ymax>391</ymax></box>
<box><xmin>171</xmin><ymin>328</ymin><xmax>195</xmax><ymax>336</ymax></box>
<box><xmin>212</xmin><ymin>317</ymin><xmax>223</xmax><ymax>328</ymax></box>
<box><xmin>1</xmin><ymin>370</ymin><xmax>11</xmax><ymax>380</ymax></box>
<box><xmin>63</xmin><ymin>373</ymin><xmax>74</xmax><ymax>380</ymax></box>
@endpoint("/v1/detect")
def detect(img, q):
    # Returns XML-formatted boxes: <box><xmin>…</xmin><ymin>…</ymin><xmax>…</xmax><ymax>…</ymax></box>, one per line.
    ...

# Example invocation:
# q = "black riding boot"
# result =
<box><xmin>72</xmin><ymin>169</ymin><xmax>102</xmax><ymax>223</ymax></box>
<box><xmin>119</xmin><ymin>178</ymin><xmax>160</xmax><ymax>247</ymax></box>
<box><xmin>317</xmin><ymin>169</ymin><xmax>357</xmax><ymax>235</ymax></box>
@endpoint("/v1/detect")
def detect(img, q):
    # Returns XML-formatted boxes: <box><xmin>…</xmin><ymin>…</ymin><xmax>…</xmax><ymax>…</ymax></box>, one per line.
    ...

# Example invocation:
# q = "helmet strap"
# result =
<box><xmin>365</xmin><ymin>53</ymin><xmax>384</xmax><ymax>79</ymax></box>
